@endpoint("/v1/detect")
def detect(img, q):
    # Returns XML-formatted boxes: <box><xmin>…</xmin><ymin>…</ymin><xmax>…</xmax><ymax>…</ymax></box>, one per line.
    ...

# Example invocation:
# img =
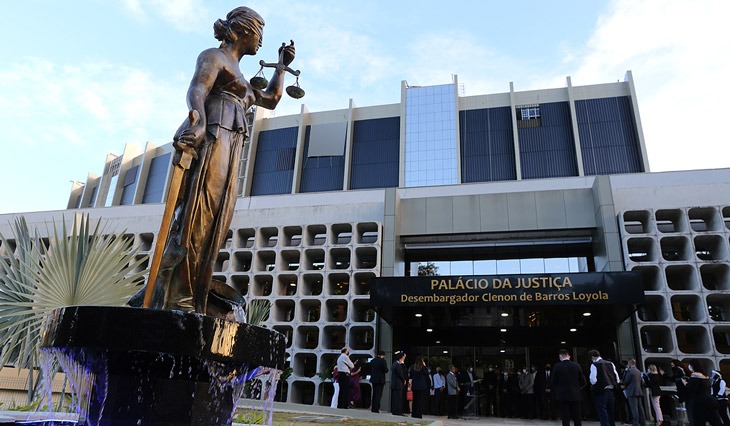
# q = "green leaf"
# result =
<box><xmin>246</xmin><ymin>299</ymin><xmax>271</xmax><ymax>326</ymax></box>
<box><xmin>0</xmin><ymin>214</ymin><xmax>148</xmax><ymax>382</ymax></box>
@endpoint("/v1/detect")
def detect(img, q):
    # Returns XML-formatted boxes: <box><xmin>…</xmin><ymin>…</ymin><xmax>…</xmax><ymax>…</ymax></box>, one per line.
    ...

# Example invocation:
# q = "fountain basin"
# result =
<box><xmin>40</xmin><ymin>306</ymin><xmax>286</xmax><ymax>426</ymax></box>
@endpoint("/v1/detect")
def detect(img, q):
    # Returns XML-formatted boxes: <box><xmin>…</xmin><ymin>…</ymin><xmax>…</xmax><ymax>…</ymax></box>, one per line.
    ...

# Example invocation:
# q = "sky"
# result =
<box><xmin>1</xmin><ymin>0</ymin><xmax>728</xmax><ymax>215</ymax></box>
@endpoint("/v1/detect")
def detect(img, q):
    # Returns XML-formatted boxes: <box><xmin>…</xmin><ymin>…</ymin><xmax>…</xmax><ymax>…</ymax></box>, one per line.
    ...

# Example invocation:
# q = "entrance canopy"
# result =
<box><xmin>371</xmin><ymin>272</ymin><xmax>643</xmax><ymax>346</ymax></box>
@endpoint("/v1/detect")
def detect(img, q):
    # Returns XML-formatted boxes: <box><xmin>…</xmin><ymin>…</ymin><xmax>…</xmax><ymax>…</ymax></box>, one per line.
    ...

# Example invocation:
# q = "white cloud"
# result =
<box><xmin>149</xmin><ymin>0</ymin><xmax>209</xmax><ymax>31</ymax></box>
<box><xmin>121</xmin><ymin>0</ymin><xmax>145</xmax><ymax>20</ymax></box>
<box><xmin>0</xmin><ymin>56</ymin><xmax>191</xmax><ymax>200</ymax></box>
<box><xmin>566</xmin><ymin>0</ymin><xmax>730</xmax><ymax>171</ymax></box>
<box><xmin>119</xmin><ymin>0</ymin><xmax>209</xmax><ymax>31</ymax></box>
<box><xmin>0</xmin><ymin>56</ymin><xmax>190</xmax><ymax>214</ymax></box>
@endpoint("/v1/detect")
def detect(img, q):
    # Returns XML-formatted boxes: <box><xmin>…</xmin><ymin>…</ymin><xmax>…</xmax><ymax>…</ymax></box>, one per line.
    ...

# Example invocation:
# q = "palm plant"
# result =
<box><xmin>245</xmin><ymin>298</ymin><xmax>271</xmax><ymax>326</ymax></box>
<box><xmin>0</xmin><ymin>214</ymin><xmax>148</xmax><ymax>401</ymax></box>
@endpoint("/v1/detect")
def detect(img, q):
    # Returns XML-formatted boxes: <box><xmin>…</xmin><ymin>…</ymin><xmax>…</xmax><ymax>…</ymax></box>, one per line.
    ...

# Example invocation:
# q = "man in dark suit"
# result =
<box><xmin>390</xmin><ymin>351</ymin><xmax>407</xmax><ymax>416</ymax></box>
<box><xmin>483</xmin><ymin>366</ymin><xmax>498</xmax><ymax>417</ymax></box>
<box><xmin>534</xmin><ymin>364</ymin><xmax>551</xmax><ymax>419</ymax></box>
<box><xmin>551</xmin><ymin>349</ymin><xmax>587</xmax><ymax>426</ymax></box>
<box><xmin>369</xmin><ymin>351</ymin><xmax>389</xmax><ymax>413</ymax></box>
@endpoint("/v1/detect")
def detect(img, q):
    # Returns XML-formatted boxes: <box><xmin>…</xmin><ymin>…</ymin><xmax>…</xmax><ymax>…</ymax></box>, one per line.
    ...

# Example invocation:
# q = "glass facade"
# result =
<box><xmin>120</xmin><ymin>165</ymin><xmax>139</xmax><ymax>206</ymax></box>
<box><xmin>412</xmin><ymin>257</ymin><xmax>587</xmax><ymax>276</ymax></box>
<box><xmin>404</xmin><ymin>84</ymin><xmax>458</xmax><ymax>187</ymax></box>
<box><xmin>142</xmin><ymin>152</ymin><xmax>171</xmax><ymax>204</ymax></box>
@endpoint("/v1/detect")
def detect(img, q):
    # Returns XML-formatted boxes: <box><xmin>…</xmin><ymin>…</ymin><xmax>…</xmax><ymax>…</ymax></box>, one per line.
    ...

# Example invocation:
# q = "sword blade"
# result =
<box><xmin>142</xmin><ymin>151</ymin><xmax>192</xmax><ymax>308</ymax></box>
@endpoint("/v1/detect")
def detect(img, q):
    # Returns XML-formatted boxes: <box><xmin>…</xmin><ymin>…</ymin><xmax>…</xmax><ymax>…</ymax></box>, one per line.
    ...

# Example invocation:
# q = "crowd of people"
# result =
<box><xmin>331</xmin><ymin>346</ymin><xmax>730</xmax><ymax>426</ymax></box>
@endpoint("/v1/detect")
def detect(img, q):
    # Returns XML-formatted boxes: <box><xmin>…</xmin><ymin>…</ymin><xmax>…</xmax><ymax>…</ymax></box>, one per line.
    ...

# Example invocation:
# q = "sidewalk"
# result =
<box><xmin>238</xmin><ymin>401</ymin><xmax>608</xmax><ymax>425</ymax></box>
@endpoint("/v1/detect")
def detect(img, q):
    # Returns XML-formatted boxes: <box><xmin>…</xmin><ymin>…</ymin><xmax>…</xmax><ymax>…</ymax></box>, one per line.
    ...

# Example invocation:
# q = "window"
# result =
<box><xmin>517</xmin><ymin>104</ymin><xmax>542</xmax><ymax>128</ymax></box>
<box><xmin>411</xmin><ymin>257</ymin><xmax>587</xmax><ymax>276</ymax></box>
<box><xmin>520</xmin><ymin>106</ymin><xmax>540</xmax><ymax>120</ymax></box>
<box><xmin>104</xmin><ymin>156</ymin><xmax>122</xmax><ymax>207</ymax></box>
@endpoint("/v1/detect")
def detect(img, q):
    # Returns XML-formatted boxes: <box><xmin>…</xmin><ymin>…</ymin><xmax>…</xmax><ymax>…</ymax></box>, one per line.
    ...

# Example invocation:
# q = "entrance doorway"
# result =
<box><xmin>411</xmin><ymin>345</ymin><xmax>604</xmax><ymax>377</ymax></box>
<box><xmin>388</xmin><ymin>304</ymin><xmax>625</xmax><ymax>361</ymax></box>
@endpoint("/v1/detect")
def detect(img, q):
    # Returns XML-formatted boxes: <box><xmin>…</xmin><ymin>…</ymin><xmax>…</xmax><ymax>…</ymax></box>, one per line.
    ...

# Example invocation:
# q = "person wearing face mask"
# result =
<box><xmin>535</xmin><ymin>363</ymin><xmax>553</xmax><ymax>420</ymax></box>
<box><xmin>519</xmin><ymin>365</ymin><xmax>536</xmax><ymax>419</ymax></box>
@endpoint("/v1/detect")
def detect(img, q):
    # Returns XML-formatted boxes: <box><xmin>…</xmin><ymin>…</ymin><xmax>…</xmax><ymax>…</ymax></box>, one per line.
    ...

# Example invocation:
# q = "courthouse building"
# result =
<box><xmin>2</xmin><ymin>71</ymin><xmax>730</xmax><ymax>408</ymax></box>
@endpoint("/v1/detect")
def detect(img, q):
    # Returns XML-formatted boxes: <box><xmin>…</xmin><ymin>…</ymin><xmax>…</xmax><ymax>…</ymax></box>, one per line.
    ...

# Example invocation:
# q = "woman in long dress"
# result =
<box><xmin>152</xmin><ymin>7</ymin><xmax>295</xmax><ymax>313</ymax></box>
<box><xmin>349</xmin><ymin>361</ymin><xmax>363</xmax><ymax>407</ymax></box>
<box><xmin>409</xmin><ymin>356</ymin><xmax>431</xmax><ymax>418</ymax></box>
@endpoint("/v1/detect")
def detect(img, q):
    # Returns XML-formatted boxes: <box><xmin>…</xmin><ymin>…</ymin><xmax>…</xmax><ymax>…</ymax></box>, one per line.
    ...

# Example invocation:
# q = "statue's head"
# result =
<box><xmin>214</xmin><ymin>7</ymin><xmax>265</xmax><ymax>49</ymax></box>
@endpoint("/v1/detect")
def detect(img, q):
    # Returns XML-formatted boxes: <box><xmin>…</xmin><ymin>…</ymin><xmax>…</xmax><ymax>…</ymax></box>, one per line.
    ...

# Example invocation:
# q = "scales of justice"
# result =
<box><xmin>41</xmin><ymin>7</ymin><xmax>304</xmax><ymax>425</ymax></box>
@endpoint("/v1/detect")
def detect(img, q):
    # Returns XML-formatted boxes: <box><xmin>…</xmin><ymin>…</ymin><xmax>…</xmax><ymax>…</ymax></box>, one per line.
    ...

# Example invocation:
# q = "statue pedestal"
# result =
<box><xmin>40</xmin><ymin>306</ymin><xmax>285</xmax><ymax>426</ymax></box>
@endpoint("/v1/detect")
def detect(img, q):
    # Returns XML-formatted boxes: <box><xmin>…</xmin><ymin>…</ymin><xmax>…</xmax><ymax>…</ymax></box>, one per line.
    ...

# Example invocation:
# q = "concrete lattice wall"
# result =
<box><xmin>207</xmin><ymin>221</ymin><xmax>383</xmax><ymax>406</ymax></box>
<box><xmin>620</xmin><ymin>205</ymin><xmax>730</xmax><ymax>373</ymax></box>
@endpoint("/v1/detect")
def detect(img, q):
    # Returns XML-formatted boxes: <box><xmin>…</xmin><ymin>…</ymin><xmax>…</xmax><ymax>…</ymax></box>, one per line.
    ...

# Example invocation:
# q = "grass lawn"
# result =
<box><xmin>234</xmin><ymin>410</ymin><xmax>405</xmax><ymax>426</ymax></box>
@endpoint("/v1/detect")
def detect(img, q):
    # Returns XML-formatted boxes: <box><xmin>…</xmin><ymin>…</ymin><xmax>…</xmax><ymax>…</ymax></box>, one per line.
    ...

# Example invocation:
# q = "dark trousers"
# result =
<box><xmin>559</xmin><ymin>400</ymin><xmax>583</xmax><ymax>426</ymax></box>
<box><xmin>500</xmin><ymin>391</ymin><xmax>515</xmax><ymax>417</ymax></box>
<box><xmin>371</xmin><ymin>383</ymin><xmax>384</xmax><ymax>412</ymax></box>
<box><xmin>430</xmin><ymin>389</ymin><xmax>444</xmax><ymax>415</ymax></box>
<box><xmin>691</xmin><ymin>400</ymin><xmax>723</xmax><ymax>426</ymax></box>
<box><xmin>594</xmin><ymin>390</ymin><xmax>616</xmax><ymax>426</ymax></box>
<box><xmin>522</xmin><ymin>393</ymin><xmax>535</xmax><ymax>418</ymax></box>
<box><xmin>719</xmin><ymin>398</ymin><xmax>730</xmax><ymax>426</ymax></box>
<box><xmin>540</xmin><ymin>391</ymin><xmax>555</xmax><ymax>419</ymax></box>
<box><xmin>448</xmin><ymin>394</ymin><xmax>459</xmax><ymax>419</ymax></box>
<box><xmin>616</xmin><ymin>390</ymin><xmax>631</xmax><ymax>423</ymax></box>
<box><xmin>484</xmin><ymin>389</ymin><xmax>497</xmax><ymax>416</ymax></box>
<box><xmin>391</xmin><ymin>387</ymin><xmax>404</xmax><ymax>415</ymax></box>
<box><xmin>627</xmin><ymin>396</ymin><xmax>646</xmax><ymax>426</ymax></box>
<box><xmin>439</xmin><ymin>389</ymin><xmax>447</xmax><ymax>415</ymax></box>
<box><xmin>402</xmin><ymin>387</ymin><xmax>409</xmax><ymax>413</ymax></box>
<box><xmin>412</xmin><ymin>389</ymin><xmax>428</xmax><ymax>418</ymax></box>
<box><xmin>337</xmin><ymin>372</ymin><xmax>350</xmax><ymax>409</ymax></box>
<box><xmin>535</xmin><ymin>391</ymin><xmax>545</xmax><ymax>419</ymax></box>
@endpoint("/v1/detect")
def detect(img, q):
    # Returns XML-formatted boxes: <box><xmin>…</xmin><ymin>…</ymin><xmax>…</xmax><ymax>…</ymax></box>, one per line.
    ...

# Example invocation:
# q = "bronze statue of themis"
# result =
<box><xmin>131</xmin><ymin>6</ymin><xmax>302</xmax><ymax>316</ymax></box>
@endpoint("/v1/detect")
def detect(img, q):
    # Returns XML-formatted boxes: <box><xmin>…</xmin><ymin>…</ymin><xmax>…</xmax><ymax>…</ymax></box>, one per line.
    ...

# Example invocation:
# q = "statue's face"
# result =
<box><xmin>240</xmin><ymin>28</ymin><xmax>262</xmax><ymax>55</ymax></box>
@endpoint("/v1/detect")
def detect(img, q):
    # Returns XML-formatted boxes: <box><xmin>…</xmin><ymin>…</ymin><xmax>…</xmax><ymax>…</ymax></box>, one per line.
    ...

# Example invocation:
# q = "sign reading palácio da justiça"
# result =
<box><xmin>370</xmin><ymin>272</ymin><xmax>644</xmax><ymax>307</ymax></box>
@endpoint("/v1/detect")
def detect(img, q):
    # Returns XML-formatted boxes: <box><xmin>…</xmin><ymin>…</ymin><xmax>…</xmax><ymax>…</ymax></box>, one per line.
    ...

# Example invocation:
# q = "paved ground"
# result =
<box><xmin>1</xmin><ymin>404</ymin><xmax>668</xmax><ymax>425</ymax></box>
<box><xmin>240</xmin><ymin>401</ymin><xmax>633</xmax><ymax>425</ymax></box>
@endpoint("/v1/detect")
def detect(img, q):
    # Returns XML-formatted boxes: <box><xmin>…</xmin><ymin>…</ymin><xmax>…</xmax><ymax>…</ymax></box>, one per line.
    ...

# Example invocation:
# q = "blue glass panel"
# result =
<box><xmin>518</xmin><ymin>102</ymin><xmax>578</xmax><ymax>179</ymax></box>
<box><xmin>251</xmin><ymin>127</ymin><xmax>298</xmax><ymax>195</ymax></box>
<box><xmin>459</xmin><ymin>107</ymin><xmax>516</xmax><ymax>182</ymax></box>
<box><xmin>142</xmin><ymin>153</ymin><xmax>171</xmax><ymax>204</ymax></box>
<box><xmin>300</xmin><ymin>126</ymin><xmax>344</xmax><ymax>193</ymax></box>
<box><xmin>350</xmin><ymin>117</ymin><xmax>400</xmax><ymax>189</ymax></box>
<box><xmin>576</xmin><ymin>97</ymin><xmax>643</xmax><ymax>175</ymax></box>
<box><xmin>120</xmin><ymin>165</ymin><xmax>139</xmax><ymax>205</ymax></box>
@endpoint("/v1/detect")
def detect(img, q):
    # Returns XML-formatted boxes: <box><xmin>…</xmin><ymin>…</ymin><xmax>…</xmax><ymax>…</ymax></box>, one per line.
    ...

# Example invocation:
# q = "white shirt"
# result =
<box><xmin>713</xmin><ymin>377</ymin><xmax>727</xmax><ymax>399</ymax></box>
<box><xmin>589</xmin><ymin>357</ymin><xmax>620</xmax><ymax>387</ymax></box>
<box><xmin>337</xmin><ymin>352</ymin><xmax>354</xmax><ymax>374</ymax></box>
